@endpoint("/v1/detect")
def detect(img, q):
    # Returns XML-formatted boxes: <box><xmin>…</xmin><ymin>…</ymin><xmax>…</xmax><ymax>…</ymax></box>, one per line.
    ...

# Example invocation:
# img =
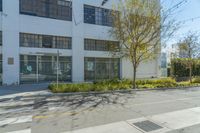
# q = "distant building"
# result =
<box><xmin>160</xmin><ymin>53</ymin><xmax>167</xmax><ymax>77</ymax></box>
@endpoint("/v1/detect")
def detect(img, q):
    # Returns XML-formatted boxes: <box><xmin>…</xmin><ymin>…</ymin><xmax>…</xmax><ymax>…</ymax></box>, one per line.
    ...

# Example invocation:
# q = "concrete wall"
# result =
<box><xmin>0</xmin><ymin>0</ymin><xmax>160</xmax><ymax>85</ymax></box>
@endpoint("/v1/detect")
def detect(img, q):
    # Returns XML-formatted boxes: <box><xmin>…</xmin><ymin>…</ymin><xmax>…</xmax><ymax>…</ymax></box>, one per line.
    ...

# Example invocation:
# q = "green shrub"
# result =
<box><xmin>136</xmin><ymin>78</ymin><xmax>177</xmax><ymax>88</ymax></box>
<box><xmin>192</xmin><ymin>77</ymin><xmax>200</xmax><ymax>83</ymax></box>
<box><xmin>177</xmin><ymin>81</ymin><xmax>191</xmax><ymax>87</ymax></box>
<box><xmin>49</xmin><ymin>83</ymin><xmax>94</xmax><ymax>93</ymax></box>
<box><xmin>49</xmin><ymin>78</ymin><xmax>200</xmax><ymax>93</ymax></box>
<box><xmin>171</xmin><ymin>58</ymin><xmax>200</xmax><ymax>78</ymax></box>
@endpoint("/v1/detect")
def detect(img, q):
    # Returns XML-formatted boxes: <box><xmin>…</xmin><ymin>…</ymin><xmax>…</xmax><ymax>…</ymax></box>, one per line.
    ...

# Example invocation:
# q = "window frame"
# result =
<box><xmin>20</xmin><ymin>0</ymin><xmax>72</xmax><ymax>21</ymax></box>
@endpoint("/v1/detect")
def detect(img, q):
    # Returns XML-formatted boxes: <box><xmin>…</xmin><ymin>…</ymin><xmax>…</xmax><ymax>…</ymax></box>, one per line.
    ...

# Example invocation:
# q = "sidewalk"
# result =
<box><xmin>63</xmin><ymin>107</ymin><xmax>200</xmax><ymax>133</ymax></box>
<box><xmin>0</xmin><ymin>83</ymin><xmax>49</xmax><ymax>97</ymax></box>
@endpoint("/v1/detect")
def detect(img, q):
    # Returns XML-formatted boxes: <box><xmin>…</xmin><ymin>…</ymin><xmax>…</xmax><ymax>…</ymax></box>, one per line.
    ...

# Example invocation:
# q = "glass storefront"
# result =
<box><xmin>20</xmin><ymin>55</ymin><xmax>72</xmax><ymax>83</ymax></box>
<box><xmin>85</xmin><ymin>57</ymin><xmax>120</xmax><ymax>81</ymax></box>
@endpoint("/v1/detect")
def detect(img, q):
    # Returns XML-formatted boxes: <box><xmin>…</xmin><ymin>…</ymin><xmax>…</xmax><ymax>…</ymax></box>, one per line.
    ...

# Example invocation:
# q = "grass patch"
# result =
<box><xmin>49</xmin><ymin>78</ymin><xmax>200</xmax><ymax>93</ymax></box>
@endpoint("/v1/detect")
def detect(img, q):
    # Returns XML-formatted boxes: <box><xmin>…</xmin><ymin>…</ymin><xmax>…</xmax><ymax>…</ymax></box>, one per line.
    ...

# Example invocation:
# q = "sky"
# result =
<box><xmin>162</xmin><ymin>0</ymin><xmax>200</xmax><ymax>46</ymax></box>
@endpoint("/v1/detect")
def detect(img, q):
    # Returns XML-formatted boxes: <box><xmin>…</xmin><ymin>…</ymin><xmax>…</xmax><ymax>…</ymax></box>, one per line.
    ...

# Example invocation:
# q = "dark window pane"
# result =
<box><xmin>20</xmin><ymin>0</ymin><xmax>72</xmax><ymax>21</ymax></box>
<box><xmin>85</xmin><ymin>57</ymin><xmax>120</xmax><ymax>81</ymax></box>
<box><xmin>42</xmin><ymin>36</ymin><xmax>53</xmax><ymax>48</ymax></box>
<box><xmin>84</xmin><ymin>5</ymin><xmax>115</xmax><ymax>26</ymax></box>
<box><xmin>0</xmin><ymin>0</ymin><xmax>2</xmax><ymax>11</ymax></box>
<box><xmin>20</xmin><ymin>33</ymin><xmax>71</xmax><ymax>49</ymax></box>
<box><xmin>84</xmin><ymin>39</ymin><xmax>119</xmax><ymax>51</ymax></box>
<box><xmin>20</xmin><ymin>55</ymin><xmax>72</xmax><ymax>83</ymax></box>
<box><xmin>84</xmin><ymin>5</ymin><xmax>95</xmax><ymax>24</ymax></box>
<box><xmin>0</xmin><ymin>31</ymin><xmax>2</xmax><ymax>46</ymax></box>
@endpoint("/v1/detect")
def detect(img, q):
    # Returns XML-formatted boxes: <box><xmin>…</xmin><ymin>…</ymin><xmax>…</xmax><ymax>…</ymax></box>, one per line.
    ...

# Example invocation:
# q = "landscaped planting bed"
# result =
<box><xmin>49</xmin><ymin>78</ymin><xmax>200</xmax><ymax>93</ymax></box>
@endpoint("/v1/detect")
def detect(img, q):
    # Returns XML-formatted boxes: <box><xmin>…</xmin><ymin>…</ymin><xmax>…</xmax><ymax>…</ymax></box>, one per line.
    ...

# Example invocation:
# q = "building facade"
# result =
<box><xmin>0</xmin><ymin>0</ymin><xmax>160</xmax><ymax>85</ymax></box>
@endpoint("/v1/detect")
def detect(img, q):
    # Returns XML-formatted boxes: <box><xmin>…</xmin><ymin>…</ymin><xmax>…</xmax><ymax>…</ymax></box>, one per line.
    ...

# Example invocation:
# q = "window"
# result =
<box><xmin>85</xmin><ymin>58</ymin><xmax>120</xmax><ymax>81</ymax></box>
<box><xmin>84</xmin><ymin>5</ymin><xmax>115</xmax><ymax>26</ymax></box>
<box><xmin>0</xmin><ymin>55</ymin><xmax>2</xmax><ymax>84</ymax></box>
<box><xmin>42</xmin><ymin>36</ymin><xmax>53</xmax><ymax>48</ymax></box>
<box><xmin>20</xmin><ymin>0</ymin><xmax>72</xmax><ymax>21</ymax></box>
<box><xmin>84</xmin><ymin>39</ymin><xmax>119</xmax><ymax>51</ymax></box>
<box><xmin>20</xmin><ymin>55</ymin><xmax>72</xmax><ymax>83</ymax></box>
<box><xmin>0</xmin><ymin>31</ymin><xmax>2</xmax><ymax>46</ymax></box>
<box><xmin>20</xmin><ymin>33</ymin><xmax>72</xmax><ymax>49</ymax></box>
<box><xmin>84</xmin><ymin>5</ymin><xmax>95</xmax><ymax>24</ymax></box>
<box><xmin>0</xmin><ymin>0</ymin><xmax>2</xmax><ymax>11</ymax></box>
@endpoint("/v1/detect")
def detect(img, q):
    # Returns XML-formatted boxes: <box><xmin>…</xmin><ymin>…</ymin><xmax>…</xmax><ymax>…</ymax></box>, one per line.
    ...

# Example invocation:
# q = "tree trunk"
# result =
<box><xmin>133</xmin><ymin>66</ymin><xmax>137</xmax><ymax>89</ymax></box>
<box><xmin>189</xmin><ymin>64</ymin><xmax>192</xmax><ymax>83</ymax></box>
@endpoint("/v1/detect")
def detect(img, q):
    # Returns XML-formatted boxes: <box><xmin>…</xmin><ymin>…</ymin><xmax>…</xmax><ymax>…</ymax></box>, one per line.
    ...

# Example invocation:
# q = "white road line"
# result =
<box><xmin>6</xmin><ymin>129</ymin><xmax>31</xmax><ymax>133</ymax></box>
<box><xmin>0</xmin><ymin>115</ymin><xmax>32</xmax><ymax>126</ymax></box>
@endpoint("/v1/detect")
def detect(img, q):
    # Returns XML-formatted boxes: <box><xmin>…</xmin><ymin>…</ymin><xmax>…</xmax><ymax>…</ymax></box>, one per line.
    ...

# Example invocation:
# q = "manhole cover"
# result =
<box><xmin>133</xmin><ymin>120</ymin><xmax>163</xmax><ymax>132</ymax></box>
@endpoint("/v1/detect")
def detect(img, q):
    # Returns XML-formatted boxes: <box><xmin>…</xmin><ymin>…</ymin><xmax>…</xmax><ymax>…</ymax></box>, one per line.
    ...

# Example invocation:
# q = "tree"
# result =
<box><xmin>177</xmin><ymin>32</ymin><xmax>200</xmax><ymax>83</ymax></box>
<box><xmin>110</xmin><ymin>0</ymin><xmax>180</xmax><ymax>89</ymax></box>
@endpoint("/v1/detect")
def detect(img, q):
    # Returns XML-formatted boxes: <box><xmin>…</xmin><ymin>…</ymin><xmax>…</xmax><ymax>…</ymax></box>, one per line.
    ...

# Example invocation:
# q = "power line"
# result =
<box><xmin>166</xmin><ymin>0</ymin><xmax>188</xmax><ymax>13</ymax></box>
<box><xmin>181</xmin><ymin>16</ymin><xmax>200</xmax><ymax>23</ymax></box>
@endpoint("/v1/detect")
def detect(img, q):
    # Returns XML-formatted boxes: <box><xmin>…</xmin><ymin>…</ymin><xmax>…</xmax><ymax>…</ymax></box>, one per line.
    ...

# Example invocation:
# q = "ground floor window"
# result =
<box><xmin>20</xmin><ymin>55</ymin><xmax>72</xmax><ymax>83</ymax></box>
<box><xmin>0</xmin><ymin>55</ymin><xmax>2</xmax><ymax>84</ymax></box>
<box><xmin>85</xmin><ymin>57</ymin><xmax>120</xmax><ymax>81</ymax></box>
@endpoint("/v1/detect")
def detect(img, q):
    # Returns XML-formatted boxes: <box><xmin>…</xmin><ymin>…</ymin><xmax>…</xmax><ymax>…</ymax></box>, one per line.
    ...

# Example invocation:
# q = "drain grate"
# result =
<box><xmin>133</xmin><ymin>120</ymin><xmax>163</xmax><ymax>132</ymax></box>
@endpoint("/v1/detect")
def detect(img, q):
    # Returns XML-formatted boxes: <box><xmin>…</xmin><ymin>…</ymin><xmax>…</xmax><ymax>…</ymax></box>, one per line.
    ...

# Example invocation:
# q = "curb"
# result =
<box><xmin>49</xmin><ymin>86</ymin><xmax>200</xmax><ymax>96</ymax></box>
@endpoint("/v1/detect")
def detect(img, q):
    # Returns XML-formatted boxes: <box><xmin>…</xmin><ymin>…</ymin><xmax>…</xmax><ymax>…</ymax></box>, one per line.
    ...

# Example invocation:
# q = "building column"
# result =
<box><xmin>72</xmin><ymin>0</ymin><xmax>85</xmax><ymax>82</ymax></box>
<box><xmin>2</xmin><ymin>0</ymin><xmax>20</xmax><ymax>85</ymax></box>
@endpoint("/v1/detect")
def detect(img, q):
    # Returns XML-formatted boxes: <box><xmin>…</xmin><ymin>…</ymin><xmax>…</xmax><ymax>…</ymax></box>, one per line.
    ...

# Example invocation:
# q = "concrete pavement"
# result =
<box><xmin>1</xmin><ymin>87</ymin><xmax>200</xmax><ymax>132</ymax></box>
<box><xmin>64</xmin><ymin>107</ymin><xmax>200</xmax><ymax>133</ymax></box>
<box><xmin>0</xmin><ymin>83</ymin><xmax>49</xmax><ymax>96</ymax></box>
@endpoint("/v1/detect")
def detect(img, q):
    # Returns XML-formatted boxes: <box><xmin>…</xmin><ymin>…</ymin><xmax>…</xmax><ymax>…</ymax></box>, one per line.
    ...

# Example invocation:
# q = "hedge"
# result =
<box><xmin>171</xmin><ymin>58</ymin><xmax>200</xmax><ymax>78</ymax></box>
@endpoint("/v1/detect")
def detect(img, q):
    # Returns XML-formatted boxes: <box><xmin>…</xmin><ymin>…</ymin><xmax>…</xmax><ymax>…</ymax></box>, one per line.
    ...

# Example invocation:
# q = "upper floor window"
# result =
<box><xmin>0</xmin><ymin>0</ymin><xmax>2</xmax><ymax>11</ymax></box>
<box><xmin>20</xmin><ymin>0</ymin><xmax>72</xmax><ymax>21</ymax></box>
<box><xmin>84</xmin><ymin>39</ymin><xmax>119</xmax><ymax>51</ymax></box>
<box><xmin>20</xmin><ymin>33</ymin><xmax>72</xmax><ymax>49</ymax></box>
<box><xmin>84</xmin><ymin>5</ymin><xmax>115</xmax><ymax>26</ymax></box>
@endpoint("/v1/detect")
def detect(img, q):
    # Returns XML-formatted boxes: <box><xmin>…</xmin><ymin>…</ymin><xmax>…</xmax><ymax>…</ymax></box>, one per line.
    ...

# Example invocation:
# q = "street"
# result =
<box><xmin>1</xmin><ymin>87</ymin><xmax>200</xmax><ymax>133</ymax></box>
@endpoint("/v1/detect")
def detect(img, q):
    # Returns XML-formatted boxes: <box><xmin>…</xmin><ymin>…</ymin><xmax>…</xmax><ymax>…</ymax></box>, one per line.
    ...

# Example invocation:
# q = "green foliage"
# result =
<box><xmin>49</xmin><ymin>78</ymin><xmax>200</xmax><ymax>93</ymax></box>
<box><xmin>49</xmin><ymin>79</ymin><xmax>132</xmax><ymax>93</ymax></box>
<box><xmin>171</xmin><ymin>58</ymin><xmax>200</xmax><ymax>78</ymax></box>
<box><xmin>136</xmin><ymin>78</ymin><xmax>177</xmax><ymax>88</ymax></box>
<box><xmin>192</xmin><ymin>77</ymin><xmax>200</xmax><ymax>83</ymax></box>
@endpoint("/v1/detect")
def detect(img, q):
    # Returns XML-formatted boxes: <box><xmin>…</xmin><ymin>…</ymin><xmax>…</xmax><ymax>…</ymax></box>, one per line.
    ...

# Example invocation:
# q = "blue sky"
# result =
<box><xmin>162</xmin><ymin>0</ymin><xmax>200</xmax><ymax>45</ymax></box>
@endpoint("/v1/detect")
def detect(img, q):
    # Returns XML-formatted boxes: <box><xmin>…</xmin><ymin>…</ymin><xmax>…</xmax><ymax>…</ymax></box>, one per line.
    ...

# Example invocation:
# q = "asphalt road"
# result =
<box><xmin>1</xmin><ymin>87</ymin><xmax>200</xmax><ymax>133</ymax></box>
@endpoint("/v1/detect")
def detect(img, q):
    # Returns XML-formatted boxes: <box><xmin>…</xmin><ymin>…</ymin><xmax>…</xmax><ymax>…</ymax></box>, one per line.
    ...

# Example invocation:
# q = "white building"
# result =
<box><xmin>0</xmin><ymin>0</ymin><xmax>160</xmax><ymax>85</ymax></box>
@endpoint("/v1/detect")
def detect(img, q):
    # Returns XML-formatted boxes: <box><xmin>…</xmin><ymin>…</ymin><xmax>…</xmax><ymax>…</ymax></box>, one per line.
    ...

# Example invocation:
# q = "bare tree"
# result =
<box><xmin>110</xmin><ymin>0</ymin><xmax>180</xmax><ymax>89</ymax></box>
<box><xmin>177</xmin><ymin>32</ymin><xmax>200</xmax><ymax>83</ymax></box>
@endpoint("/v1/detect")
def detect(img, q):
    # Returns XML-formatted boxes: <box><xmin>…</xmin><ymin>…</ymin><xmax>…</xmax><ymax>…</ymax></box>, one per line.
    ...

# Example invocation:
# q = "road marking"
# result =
<box><xmin>6</xmin><ymin>129</ymin><xmax>31</xmax><ymax>133</ymax></box>
<box><xmin>0</xmin><ymin>115</ymin><xmax>32</xmax><ymax>126</ymax></box>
